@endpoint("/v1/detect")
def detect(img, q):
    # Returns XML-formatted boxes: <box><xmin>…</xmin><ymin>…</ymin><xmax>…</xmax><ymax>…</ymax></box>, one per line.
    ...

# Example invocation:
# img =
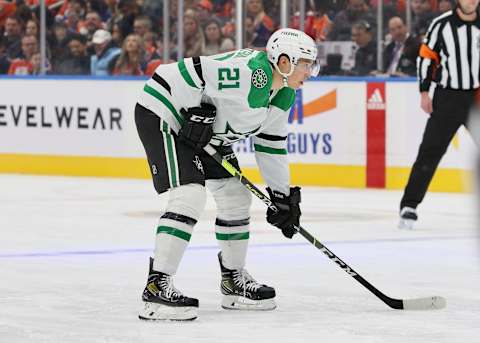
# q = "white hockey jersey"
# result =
<box><xmin>137</xmin><ymin>49</ymin><xmax>296</xmax><ymax>194</ymax></box>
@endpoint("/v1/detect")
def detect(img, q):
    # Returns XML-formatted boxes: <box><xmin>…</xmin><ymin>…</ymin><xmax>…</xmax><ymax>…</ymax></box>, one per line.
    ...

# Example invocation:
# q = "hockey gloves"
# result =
<box><xmin>266</xmin><ymin>187</ymin><xmax>301</xmax><ymax>239</ymax></box>
<box><xmin>179</xmin><ymin>103</ymin><xmax>216</xmax><ymax>150</ymax></box>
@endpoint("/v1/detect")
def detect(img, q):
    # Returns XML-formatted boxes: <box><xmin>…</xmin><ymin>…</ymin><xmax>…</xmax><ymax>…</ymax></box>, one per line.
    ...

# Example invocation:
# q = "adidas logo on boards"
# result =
<box><xmin>367</xmin><ymin>89</ymin><xmax>386</xmax><ymax>110</ymax></box>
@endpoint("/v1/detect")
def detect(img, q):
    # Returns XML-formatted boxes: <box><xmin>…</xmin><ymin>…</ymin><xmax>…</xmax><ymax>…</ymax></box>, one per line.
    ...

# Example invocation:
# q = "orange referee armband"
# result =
<box><xmin>419</xmin><ymin>43</ymin><xmax>440</xmax><ymax>65</ymax></box>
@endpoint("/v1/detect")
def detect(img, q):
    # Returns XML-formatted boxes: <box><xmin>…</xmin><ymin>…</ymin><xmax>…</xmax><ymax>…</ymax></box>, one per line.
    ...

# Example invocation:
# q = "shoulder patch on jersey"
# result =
<box><xmin>247</xmin><ymin>51</ymin><xmax>273</xmax><ymax>108</ymax></box>
<box><xmin>251</xmin><ymin>68</ymin><xmax>268</xmax><ymax>89</ymax></box>
<box><xmin>270</xmin><ymin>87</ymin><xmax>296</xmax><ymax>112</ymax></box>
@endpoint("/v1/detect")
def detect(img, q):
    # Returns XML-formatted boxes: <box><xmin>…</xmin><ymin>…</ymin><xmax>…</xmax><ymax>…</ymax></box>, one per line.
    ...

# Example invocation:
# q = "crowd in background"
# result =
<box><xmin>0</xmin><ymin>0</ymin><xmax>454</xmax><ymax>76</ymax></box>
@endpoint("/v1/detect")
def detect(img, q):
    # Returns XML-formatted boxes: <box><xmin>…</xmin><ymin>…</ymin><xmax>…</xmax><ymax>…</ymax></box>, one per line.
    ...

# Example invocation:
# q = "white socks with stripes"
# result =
<box><xmin>153</xmin><ymin>184</ymin><xmax>206</xmax><ymax>275</ymax></box>
<box><xmin>215</xmin><ymin>218</ymin><xmax>250</xmax><ymax>270</ymax></box>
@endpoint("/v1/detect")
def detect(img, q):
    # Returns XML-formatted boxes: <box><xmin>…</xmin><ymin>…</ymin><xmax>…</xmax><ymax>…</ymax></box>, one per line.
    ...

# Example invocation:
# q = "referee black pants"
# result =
<box><xmin>400</xmin><ymin>87</ymin><xmax>476</xmax><ymax>210</ymax></box>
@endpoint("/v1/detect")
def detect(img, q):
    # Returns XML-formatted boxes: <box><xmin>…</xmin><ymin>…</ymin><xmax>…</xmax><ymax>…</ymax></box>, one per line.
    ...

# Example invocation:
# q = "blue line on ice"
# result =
<box><xmin>0</xmin><ymin>235</ymin><xmax>476</xmax><ymax>259</ymax></box>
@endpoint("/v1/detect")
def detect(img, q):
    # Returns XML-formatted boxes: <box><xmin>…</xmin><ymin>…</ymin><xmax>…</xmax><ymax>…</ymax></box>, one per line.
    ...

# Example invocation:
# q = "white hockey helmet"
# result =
<box><xmin>266</xmin><ymin>28</ymin><xmax>320</xmax><ymax>79</ymax></box>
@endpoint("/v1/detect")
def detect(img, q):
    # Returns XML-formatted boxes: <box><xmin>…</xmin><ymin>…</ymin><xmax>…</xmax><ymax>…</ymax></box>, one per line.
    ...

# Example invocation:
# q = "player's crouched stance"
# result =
<box><xmin>135</xmin><ymin>28</ymin><xmax>318</xmax><ymax>321</ymax></box>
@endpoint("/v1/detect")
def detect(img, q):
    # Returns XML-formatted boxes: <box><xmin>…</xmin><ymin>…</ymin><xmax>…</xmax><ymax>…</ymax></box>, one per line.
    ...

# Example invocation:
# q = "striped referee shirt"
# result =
<box><xmin>418</xmin><ymin>9</ymin><xmax>480</xmax><ymax>91</ymax></box>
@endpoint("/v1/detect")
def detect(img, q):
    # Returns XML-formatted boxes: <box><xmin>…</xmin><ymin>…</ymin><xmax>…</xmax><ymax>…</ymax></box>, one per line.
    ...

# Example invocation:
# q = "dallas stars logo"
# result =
<box><xmin>252</xmin><ymin>69</ymin><xmax>268</xmax><ymax>89</ymax></box>
<box><xmin>211</xmin><ymin>122</ymin><xmax>261</xmax><ymax>146</ymax></box>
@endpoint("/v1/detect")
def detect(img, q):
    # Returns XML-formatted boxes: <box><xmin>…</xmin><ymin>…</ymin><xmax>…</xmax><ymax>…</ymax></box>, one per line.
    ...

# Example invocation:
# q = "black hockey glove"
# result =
<box><xmin>178</xmin><ymin>103</ymin><xmax>216</xmax><ymax>150</ymax></box>
<box><xmin>266</xmin><ymin>187</ymin><xmax>301</xmax><ymax>239</ymax></box>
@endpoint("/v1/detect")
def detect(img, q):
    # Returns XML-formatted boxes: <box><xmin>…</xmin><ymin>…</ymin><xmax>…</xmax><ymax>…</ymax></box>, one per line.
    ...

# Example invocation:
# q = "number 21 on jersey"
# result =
<box><xmin>218</xmin><ymin>68</ymin><xmax>240</xmax><ymax>90</ymax></box>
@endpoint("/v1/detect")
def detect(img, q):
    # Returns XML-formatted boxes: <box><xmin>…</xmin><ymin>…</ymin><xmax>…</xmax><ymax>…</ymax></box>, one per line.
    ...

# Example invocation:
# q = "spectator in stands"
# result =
<box><xmin>213</xmin><ymin>0</ymin><xmax>234</xmax><ymax>20</ymax></box>
<box><xmin>246</xmin><ymin>0</ymin><xmax>274</xmax><ymax>48</ymax></box>
<box><xmin>311</xmin><ymin>0</ymin><xmax>333</xmax><ymax>42</ymax></box>
<box><xmin>8</xmin><ymin>34</ymin><xmax>38</xmax><ymax>75</ymax></box>
<box><xmin>220</xmin><ymin>11</ymin><xmax>236</xmax><ymax>41</ymax></box>
<box><xmin>25</xmin><ymin>19</ymin><xmax>39</xmax><ymax>38</ymax></box>
<box><xmin>50</xmin><ymin>21</ymin><xmax>71</xmax><ymax>68</ymax></box>
<box><xmin>132</xmin><ymin>15</ymin><xmax>156</xmax><ymax>60</ymax></box>
<box><xmin>183</xmin><ymin>11</ymin><xmax>205</xmax><ymax>57</ymax></box>
<box><xmin>144</xmin><ymin>36</ymin><xmax>177</xmax><ymax>76</ymax></box>
<box><xmin>142</xmin><ymin>31</ymin><xmax>158</xmax><ymax>62</ymax></box>
<box><xmin>59</xmin><ymin>0</ymin><xmax>86</xmax><ymax>32</ymax></box>
<box><xmin>290</xmin><ymin>10</ymin><xmax>316</xmax><ymax>39</ymax></box>
<box><xmin>328</xmin><ymin>0</ymin><xmax>376</xmax><ymax>41</ymax></box>
<box><xmin>202</xmin><ymin>18</ymin><xmax>234</xmax><ymax>55</ymax></box>
<box><xmin>328</xmin><ymin>0</ymin><xmax>348</xmax><ymax>13</ymax></box>
<box><xmin>80</xmin><ymin>11</ymin><xmax>105</xmax><ymax>41</ymax></box>
<box><xmin>195</xmin><ymin>0</ymin><xmax>214</xmax><ymax>27</ymax></box>
<box><xmin>17</xmin><ymin>3</ymin><xmax>35</xmax><ymax>25</ymax></box>
<box><xmin>382</xmin><ymin>16</ymin><xmax>420</xmax><ymax>77</ymax></box>
<box><xmin>369</xmin><ymin>0</ymin><xmax>407</xmax><ymax>30</ymax></box>
<box><xmin>110</xmin><ymin>21</ymin><xmax>124</xmax><ymax>47</ymax></box>
<box><xmin>349</xmin><ymin>20</ymin><xmax>377</xmax><ymax>76</ymax></box>
<box><xmin>21</xmin><ymin>34</ymin><xmax>38</xmax><ymax>57</ymax></box>
<box><xmin>0</xmin><ymin>36</ymin><xmax>10</xmax><ymax>74</ymax></box>
<box><xmin>29</xmin><ymin>52</ymin><xmax>46</xmax><ymax>75</ymax></box>
<box><xmin>4</xmin><ymin>16</ymin><xmax>23</xmax><ymax>59</ymax></box>
<box><xmin>90</xmin><ymin>29</ymin><xmax>121</xmax><ymax>75</ymax></box>
<box><xmin>411</xmin><ymin>0</ymin><xmax>437</xmax><ymax>37</ymax></box>
<box><xmin>0</xmin><ymin>0</ymin><xmax>17</xmax><ymax>29</ymax></box>
<box><xmin>141</xmin><ymin>0</ymin><xmax>163</xmax><ymax>24</ymax></box>
<box><xmin>54</xmin><ymin>33</ymin><xmax>90</xmax><ymax>75</ymax></box>
<box><xmin>133</xmin><ymin>15</ymin><xmax>152</xmax><ymax>40</ymax></box>
<box><xmin>63</xmin><ymin>8</ymin><xmax>81</xmax><ymax>33</ymax></box>
<box><xmin>89</xmin><ymin>0</ymin><xmax>110</xmax><ymax>22</ymax></box>
<box><xmin>7</xmin><ymin>58</ymin><xmax>32</xmax><ymax>75</ymax></box>
<box><xmin>105</xmin><ymin>0</ymin><xmax>120</xmax><ymax>23</ymax></box>
<box><xmin>144</xmin><ymin>56</ymin><xmax>162</xmax><ymax>76</ymax></box>
<box><xmin>244</xmin><ymin>16</ymin><xmax>256</xmax><ymax>48</ymax></box>
<box><xmin>263</xmin><ymin>0</ymin><xmax>280</xmax><ymax>22</ymax></box>
<box><xmin>438</xmin><ymin>0</ymin><xmax>455</xmax><ymax>12</ymax></box>
<box><xmin>67</xmin><ymin>0</ymin><xmax>87</xmax><ymax>19</ymax></box>
<box><xmin>112</xmin><ymin>33</ymin><xmax>145</xmax><ymax>75</ymax></box>
<box><xmin>116</xmin><ymin>0</ymin><xmax>140</xmax><ymax>39</ymax></box>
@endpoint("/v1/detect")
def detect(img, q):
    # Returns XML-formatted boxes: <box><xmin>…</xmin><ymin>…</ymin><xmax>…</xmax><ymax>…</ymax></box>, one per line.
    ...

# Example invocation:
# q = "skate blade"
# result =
<box><xmin>221</xmin><ymin>295</ymin><xmax>276</xmax><ymax>311</ymax></box>
<box><xmin>138</xmin><ymin>301</ymin><xmax>198</xmax><ymax>321</ymax></box>
<box><xmin>398</xmin><ymin>218</ymin><xmax>415</xmax><ymax>230</ymax></box>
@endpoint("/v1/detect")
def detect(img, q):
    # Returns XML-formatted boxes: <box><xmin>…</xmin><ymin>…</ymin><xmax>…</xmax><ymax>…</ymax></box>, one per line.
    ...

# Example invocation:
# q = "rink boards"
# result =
<box><xmin>0</xmin><ymin>76</ymin><xmax>475</xmax><ymax>192</ymax></box>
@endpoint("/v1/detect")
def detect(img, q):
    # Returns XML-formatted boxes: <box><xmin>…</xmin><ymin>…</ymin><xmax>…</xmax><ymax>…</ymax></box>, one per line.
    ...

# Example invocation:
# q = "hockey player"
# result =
<box><xmin>135</xmin><ymin>28</ymin><xmax>319</xmax><ymax>321</ymax></box>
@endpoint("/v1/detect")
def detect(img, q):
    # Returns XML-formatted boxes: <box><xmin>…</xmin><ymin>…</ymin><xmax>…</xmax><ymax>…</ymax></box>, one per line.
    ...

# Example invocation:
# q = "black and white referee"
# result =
<box><xmin>399</xmin><ymin>0</ymin><xmax>480</xmax><ymax>229</ymax></box>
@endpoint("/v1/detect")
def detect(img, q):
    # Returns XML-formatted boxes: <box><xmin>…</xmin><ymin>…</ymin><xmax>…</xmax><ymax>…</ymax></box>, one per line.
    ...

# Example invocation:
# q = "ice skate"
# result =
<box><xmin>218</xmin><ymin>252</ymin><xmax>276</xmax><ymax>311</ymax></box>
<box><xmin>139</xmin><ymin>258</ymin><xmax>198</xmax><ymax>321</ymax></box>
<box><xmin>398</xmin><ymin>207</ymin><xmax>418</xmax><ymax>230</ymax></box>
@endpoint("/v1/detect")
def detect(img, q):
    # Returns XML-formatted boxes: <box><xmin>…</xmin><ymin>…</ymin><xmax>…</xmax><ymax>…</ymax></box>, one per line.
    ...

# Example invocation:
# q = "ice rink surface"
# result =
<box><xmin>1</xmin><ymin>174</ymin><xmax>479</xmax><ymax>343</ymax></box>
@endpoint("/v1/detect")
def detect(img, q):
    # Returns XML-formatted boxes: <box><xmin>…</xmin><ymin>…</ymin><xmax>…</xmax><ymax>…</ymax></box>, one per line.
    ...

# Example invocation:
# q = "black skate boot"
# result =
<box><xmin>138</xmin><ymin>258</ymin><xmax>199</xmax><ymax>321</ymax></box>
<box><xmin>218</xmin><ymin>252</ymin><xmax>276</xmax><ymax>310</ymax></box>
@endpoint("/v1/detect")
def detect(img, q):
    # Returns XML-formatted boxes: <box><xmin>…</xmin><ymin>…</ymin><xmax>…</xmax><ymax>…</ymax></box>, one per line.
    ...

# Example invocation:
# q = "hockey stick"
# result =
<box><xmin>204</xmin><ymin>144</ymin><xmax>446</xmax><ymax>310</ymax></box>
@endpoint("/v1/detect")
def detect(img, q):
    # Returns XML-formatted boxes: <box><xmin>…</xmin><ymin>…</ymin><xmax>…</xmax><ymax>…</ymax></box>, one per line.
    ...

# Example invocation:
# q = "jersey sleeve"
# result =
<box><xmin>417</xmin><ymin>18</ymin><xmax>442</xmax><ymax>92</ymax></box>
<box><xmin>253</xmin><ymin>87</ymin><xmax>296</xmax><ymax>195</ymax></box>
